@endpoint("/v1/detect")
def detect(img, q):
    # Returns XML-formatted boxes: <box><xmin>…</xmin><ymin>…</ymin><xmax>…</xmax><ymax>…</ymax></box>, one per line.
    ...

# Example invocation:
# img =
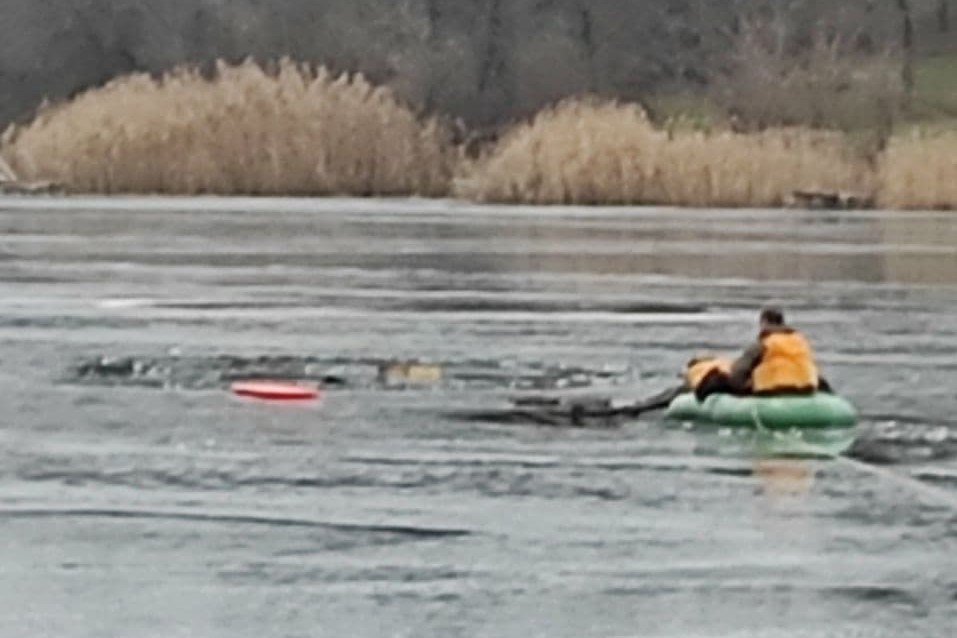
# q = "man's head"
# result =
<box><xmin>686</xmin><ymin>354</ymin><xmax>716</xmax><ymax>368</ymax></box>
<box><xmin>759</xmin><ymin>307</ymin><xmax>785</xmax><ymax>331</ymax></box>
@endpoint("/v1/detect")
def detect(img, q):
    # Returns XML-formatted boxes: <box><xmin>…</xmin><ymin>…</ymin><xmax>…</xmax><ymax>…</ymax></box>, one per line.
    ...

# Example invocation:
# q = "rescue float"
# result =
<box><xmin>230</xmin><ymin>381</ymin><xmax>320</xmax><ymax>401</ymax></box>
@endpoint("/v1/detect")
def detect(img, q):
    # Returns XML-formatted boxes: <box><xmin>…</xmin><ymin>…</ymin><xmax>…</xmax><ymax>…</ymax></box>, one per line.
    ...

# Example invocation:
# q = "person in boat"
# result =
<box><xmin>540</xmin><ymin>354</ymin><xmax>735</xmax><ymax>423</ymax></box>
<box><xmin>683</xmin><ymin>354</ymin><xmax>734</xmax><ymax>394</ymax></box>
<box><xmin>609</xmin><ymin>354</ymin><xmax>734</xmax><ymax>415</ymax></box>
<box><xmin>695</xmin><ymin>307</ymin><xmax>831</xmax><ymax>402</ymax></box>
<box><xmin>628</xmin><ymin>354</ymin><xmax>734</xmax><ymax>411</ymax></box>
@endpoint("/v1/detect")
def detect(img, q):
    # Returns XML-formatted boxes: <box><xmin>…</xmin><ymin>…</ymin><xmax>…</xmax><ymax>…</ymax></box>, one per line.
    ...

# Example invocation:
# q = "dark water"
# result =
<box><xmin>1</xmin><ymin>197</ymin><xmax>956</xmax><ymax>638</ymax></box>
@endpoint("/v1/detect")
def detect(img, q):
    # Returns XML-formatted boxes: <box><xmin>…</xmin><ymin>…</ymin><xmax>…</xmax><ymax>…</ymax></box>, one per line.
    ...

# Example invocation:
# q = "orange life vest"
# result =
<box><xmin>751</xmin><ymin>331</ymin><xmax>818</xmax><ymax>393</ymax></box>
<box><xmin>685</xmin><ymin>357</ymin><xmax>732</xmax><ymax>390</ymax></box>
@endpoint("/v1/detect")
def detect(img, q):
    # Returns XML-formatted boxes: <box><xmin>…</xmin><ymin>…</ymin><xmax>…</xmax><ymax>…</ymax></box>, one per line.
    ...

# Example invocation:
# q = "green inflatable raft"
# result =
<box><xmin>664</xmin><ymin>392</ymin><xmax>858</xmax><ymax>457</ymax></box>
<box><xmin>665</xmin><ymin>392</ymin><xmax>857</xmax><ymax>429</ymax></box>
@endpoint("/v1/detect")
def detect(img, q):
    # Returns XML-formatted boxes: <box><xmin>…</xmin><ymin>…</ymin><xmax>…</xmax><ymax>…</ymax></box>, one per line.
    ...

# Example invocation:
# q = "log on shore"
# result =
<box><xmin>786</xmin><ymin>189</ymin><xmax>875</xmax><ymax>210</ymax></box>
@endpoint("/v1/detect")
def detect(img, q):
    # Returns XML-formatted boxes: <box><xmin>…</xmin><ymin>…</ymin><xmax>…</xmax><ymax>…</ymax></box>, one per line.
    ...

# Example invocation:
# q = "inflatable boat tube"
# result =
<box><xmin>665</xmin><ymin>392</ymin><xmax>857</xmax><ymax>430</ymax></box>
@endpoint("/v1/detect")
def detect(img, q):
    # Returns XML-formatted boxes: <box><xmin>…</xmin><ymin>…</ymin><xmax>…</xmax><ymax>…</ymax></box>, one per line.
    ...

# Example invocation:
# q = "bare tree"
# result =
<box><xmin>897</xmin><ymin>0</ymin><xmax>914</xmax><ymax>97</ymax></box>
<box><xmin>713</xmin><ymin>12</ymin><xmax>903</xmax><ymax>135</ymax></box>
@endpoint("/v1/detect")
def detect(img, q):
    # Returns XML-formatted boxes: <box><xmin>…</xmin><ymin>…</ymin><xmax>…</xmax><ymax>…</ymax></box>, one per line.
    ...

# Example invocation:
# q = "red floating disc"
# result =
<box><xmin>230</xmin><ymin>381</ymin><xmax>320</xmax><ymax>401</ymax></box>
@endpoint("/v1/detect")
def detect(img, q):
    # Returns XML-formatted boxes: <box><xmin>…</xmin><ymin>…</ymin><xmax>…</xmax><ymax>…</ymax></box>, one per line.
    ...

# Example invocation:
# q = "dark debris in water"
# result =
<box><xmin>72</xmin><ymin>355</ymin><xmax>347</xmax><ymax>390</ymax></box>
<box><xmin>448</xmin><ymin>395</ymin><xmax>628</xmax><ymax>429</ymax></box>
<box><xmin>0</xmin><ymin>507</ymin><xmax>470</xmax><ymax>540</ymax></box>
<box><xmin>826</xmin><ymin>585</ymin><xmax>924</xmax><ymax>610</ymax></box>
<box><xmin>67</xmin><ymin>354</ymin><xmax>629</xmax><ymax>393</ymax></box>
<box><xmin>400</xmin><ymin>299</ymin><xmax>706</xmax><ymax>314</ymax></box>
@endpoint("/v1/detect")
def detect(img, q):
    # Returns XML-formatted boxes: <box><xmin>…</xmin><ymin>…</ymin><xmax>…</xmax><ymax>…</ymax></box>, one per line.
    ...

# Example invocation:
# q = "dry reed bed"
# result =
<box><xmin>1</xmin><ymin>60</ymin><xmax>454</xmax><ymax>196</ymax></box>
<box><xmin>878</xmin><ymin>132</ymin><xmax>957</xmax><ymax>210</ymax></box>
<box><xmin>1</xmin><ymin>66</ymin><xmax>956</xmax><ymax>209</ymax></box>
<box><xmin>456</xmin><ymin>100</ymin><xmax>872</xmax><ymax>207</ymax></box>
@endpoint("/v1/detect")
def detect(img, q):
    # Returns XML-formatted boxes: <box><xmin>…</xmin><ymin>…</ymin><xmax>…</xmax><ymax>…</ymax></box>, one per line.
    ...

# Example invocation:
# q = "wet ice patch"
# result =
<box><xmin>66</xmin><ymin>353</ymin><xmax>631</xmax><ymax>392</ymax></box>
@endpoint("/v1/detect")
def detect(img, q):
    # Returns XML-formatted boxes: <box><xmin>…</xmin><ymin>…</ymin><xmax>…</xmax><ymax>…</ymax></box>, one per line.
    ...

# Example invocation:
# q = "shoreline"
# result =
<box><xmin>0</xmin><ymin>60</ymin><xmax>957</xmax><ymax>210</ymax></box>
<box><xmin>3</xmin><ymin>64</ymin><xmax>955</xmax><ymax>211</ymax></box>
<box><xmin>1</xmin><ymin>193</ymin><xmax>953</xmax><ymax>217</ymax></box>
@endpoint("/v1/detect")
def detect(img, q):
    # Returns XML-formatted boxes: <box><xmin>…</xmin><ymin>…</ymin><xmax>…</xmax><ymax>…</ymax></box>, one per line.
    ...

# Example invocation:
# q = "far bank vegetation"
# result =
<box><xmin>2</xmin><ymin>23</ymin><xmax>955</xmax><ymax>209</ymax></box>
<box><xmin>1</xmin><ymin>60</ymin><xmax>454</xmax><ymax>197</ymax></box>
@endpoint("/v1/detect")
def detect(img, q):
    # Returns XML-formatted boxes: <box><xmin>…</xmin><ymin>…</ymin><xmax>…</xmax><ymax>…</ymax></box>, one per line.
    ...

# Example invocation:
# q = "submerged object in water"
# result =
<box><xmin>230</xmin><ymin>381</ymin><xmax>320</xmax><ymax>401</ymax></box>
<box><xmin>377</xmin><ymin>361</ymin><xmax>443</xmax><ymax>386</ymax></box>
<box><xmin>665</xmin><ymin>392</ymin><xmax>858</xmax><ymax>456</ymax></box>
<box><xmin>448</xmin><ymin>395</ymin><xmax>625</xmax><ymax>428</ymax></box>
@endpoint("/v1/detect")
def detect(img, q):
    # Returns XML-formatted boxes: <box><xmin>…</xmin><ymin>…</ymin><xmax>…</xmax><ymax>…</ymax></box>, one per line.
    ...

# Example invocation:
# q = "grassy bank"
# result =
<box><xmin>912</xmin><ymin>54</ymin><xmax>957</xmax><ymax>120</ymax></box>
<box><xmin>2</xmin><ymin>60</ymin><xmax>956</xmax><ymax>209</ymax></box>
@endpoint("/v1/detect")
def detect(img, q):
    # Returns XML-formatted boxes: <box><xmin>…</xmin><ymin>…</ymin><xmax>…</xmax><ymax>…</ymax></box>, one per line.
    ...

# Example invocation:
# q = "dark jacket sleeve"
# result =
<box><xmin>729</xmin><ymin>341</ymin><xmax>764</xmax><ymax>389</ymax></box>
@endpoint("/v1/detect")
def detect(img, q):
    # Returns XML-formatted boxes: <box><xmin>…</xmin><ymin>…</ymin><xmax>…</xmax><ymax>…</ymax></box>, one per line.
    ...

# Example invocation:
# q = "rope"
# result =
<box><xmin>750</xmin><ymin>405</ymin><xmax>957</xmax><ymax>509</ymax></box>
<box><xmin>833</xmin><ymin>455</ymin><xmax>957</xmax><ymax>510</ymax></box>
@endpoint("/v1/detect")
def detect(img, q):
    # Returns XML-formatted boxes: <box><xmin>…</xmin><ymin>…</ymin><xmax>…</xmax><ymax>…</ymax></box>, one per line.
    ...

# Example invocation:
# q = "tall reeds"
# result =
<box><xmin>878</xmin><ymin>130</ymin><xmax>957</xmax><ymax>210</ymax></box>
<box><xmin>1</xmin><ymin>62</ymin><xmax>955</xmax><ymax>210</ymax></box>
<box><xmin>456</xmin><ymin>99</ymin><xmax>872</xmax><ymax>208</ymax></box>
<box><xmin>1</xmin><ymin>60</ymin><xmax>454</xmax><ymax>196</ymax></box>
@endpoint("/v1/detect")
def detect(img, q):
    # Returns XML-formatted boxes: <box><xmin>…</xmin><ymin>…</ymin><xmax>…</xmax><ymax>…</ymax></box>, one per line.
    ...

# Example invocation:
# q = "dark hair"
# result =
<box><xmin>686</xmin><ymin>354</ymin><xmax>716</xmax><ymax>368</ymax></box>
<box><xmin>760</xmin><ymin>307</ymin><xmax>785</xmax><ymax>325</ymax></box>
